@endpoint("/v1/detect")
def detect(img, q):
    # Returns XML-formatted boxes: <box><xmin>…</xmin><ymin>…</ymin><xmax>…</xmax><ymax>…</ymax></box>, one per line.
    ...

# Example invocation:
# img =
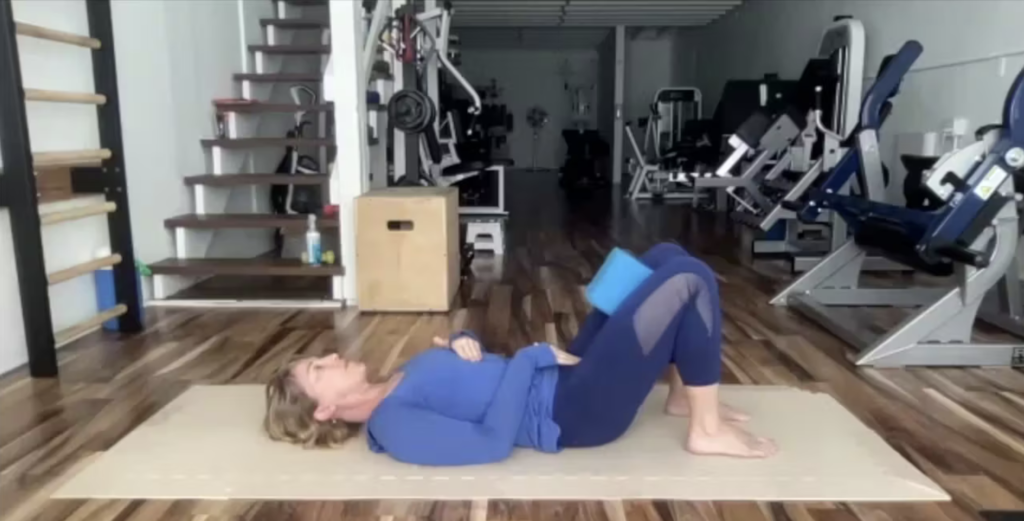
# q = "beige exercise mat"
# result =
<box><xmin>53</xmin><ymin>384</ymin><xmax>948</xmax><ymax>502</ymax></box>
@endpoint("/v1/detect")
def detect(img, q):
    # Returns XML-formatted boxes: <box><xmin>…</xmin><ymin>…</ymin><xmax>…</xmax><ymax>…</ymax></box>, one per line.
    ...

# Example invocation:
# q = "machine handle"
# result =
<box><xmin>975</xmin><ymin>123</ymin><xmax>1003</xmax><ymax>140</ymax></box>
<box><xmin>934</xmin><ymin>244</ymin><xmax>989</xmax><ymax>267</ymax></box>
<box><xmin>813</xmin><ymin>86</ymin><xmax>845</xmax><ymax>142</ymax></box>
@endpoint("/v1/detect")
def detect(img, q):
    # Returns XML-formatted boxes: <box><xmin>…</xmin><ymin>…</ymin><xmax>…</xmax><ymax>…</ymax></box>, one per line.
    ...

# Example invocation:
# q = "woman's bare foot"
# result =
<box><xmin>686</xmin><ymin>422</ymin><xmax>777</xmax><ymax>458</ymax></box>
<box><xmin>664</xmin><ymin>370</ymin><xmax>749</xmax><ymax>422</ymax></box>
<box><xmin>664</xmin><ymin>394</ymin><xmax>750</xmax><ymax>422</ymax></box>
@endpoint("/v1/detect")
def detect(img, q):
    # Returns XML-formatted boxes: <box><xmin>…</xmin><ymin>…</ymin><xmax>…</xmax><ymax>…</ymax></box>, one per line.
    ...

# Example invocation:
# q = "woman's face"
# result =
<box><xmin>291</xmin><ymin>353</ymin><xmax>369</xmax><ymax>418</ymax></box>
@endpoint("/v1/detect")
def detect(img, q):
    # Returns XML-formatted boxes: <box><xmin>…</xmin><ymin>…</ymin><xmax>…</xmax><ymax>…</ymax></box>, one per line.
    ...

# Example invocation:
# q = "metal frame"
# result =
<box><xmin>689</xmin><ymin>18</ymin><xmax>863</xmax><ymax>226</ymax></box>
<box><xmin>85</xmin><ymin>0</ymin><xmax>142</xmax><ymax>334</ymax></box>
<box><xmin>726</xmin><ymin>22</ymin><xmax>919</xmax><ymax>275</ymax></box>
<box><xmin>622</xmin><ymin>86</ymin><xmax>704</xmax><ymax>199</ymax></box>
<box><xmin>624</xmin><ymin>122</ymin><xmax>700</xmax><ymax>202</ymax></box>
<box><xmin>627</xmin><ymin>87</ymin><xmax>703</xmax><ymax>201</ymax></box>
<box><xmin>0</xmin><ymin>0</ymin><xmax>56</xmax><ymax>377</ymax></box>
<box><xmin>397</xmin><ymin>2</ymin><xmax>422</xmax><ymax>183</ymax></box>
<box><xmin>772</xmin><ymin>141</ymin><xmax>1024</xmax><ymax>367</ymax></box>
<box><xmin>818</xmin><ymin>18</ymin><xmax>864</xmax><ymax>140</ymax></box>
<box><xmin>645</xmin><ymin>87</ymin><xmax>703</xmax><ymax>161</ymax></box>
<box><xmin>978</xmin><ymin>268</ymin><xmax>1024</xmax><ymax>338</ymax></box>
<box><xmin>691</xmin><ymin>115</ymin><xmax>803</xmax><ymax>212</ymax></box>
<box><xmin>0</xmin><ymin>0</ymin><xmax>142</xmax><ymax>377</ymax></box>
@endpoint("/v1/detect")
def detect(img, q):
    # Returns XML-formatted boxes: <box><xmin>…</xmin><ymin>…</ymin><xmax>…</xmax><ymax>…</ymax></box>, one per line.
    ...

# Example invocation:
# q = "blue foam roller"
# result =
<box><xmin>586</xmin><ymin>247</ymin><xmax>653</xmax><ymax>315</ymax></box>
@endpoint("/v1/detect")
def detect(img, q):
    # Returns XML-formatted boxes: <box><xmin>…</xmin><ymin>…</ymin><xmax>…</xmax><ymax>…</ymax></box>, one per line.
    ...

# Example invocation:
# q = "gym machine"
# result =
<box><xmin>715</xmin><ymin>18</ymin><xmax>907</xmax><ymax>272</ymax></box>
<box><xmin>772</xmin><ymin>44</ymin><xmax>1024</xmax><ymax>367</ymax></box>
<box><xmin>902</xmin><ymin>125</ymin><xmax>1024</xmax><ymax>340</ymax></box>
<box><xmin>686</xmin><ymin>59</ymin><xmax>834</xmax><ymax>215</ymax></box>
<box><xmin>681</xmin><ymin>75</ymin><xmax>797</xmax><ymax>185</ymax></box>
<box><xmin>645</xmin><ymin>87</ymin><xmax>703</xmax><ymax>161</ymax></box>
<box><xmin>625</xmin><ymin>87</ymin><xmax>703</xmax><ymax>201</ymax></box>
<box><xmin>719</xmin><ymin>18</ymin><xmax>863</xmax><ymax>262</ymax></box>
<box><xmin>367</xmin><ymin>0</ymin><xmax>506</xmax><ymax>261</ymax></box>
<box><xmin>373</xmin><ymin>0</ymin><xmax>510</xmax><ymax>214</ymax></box>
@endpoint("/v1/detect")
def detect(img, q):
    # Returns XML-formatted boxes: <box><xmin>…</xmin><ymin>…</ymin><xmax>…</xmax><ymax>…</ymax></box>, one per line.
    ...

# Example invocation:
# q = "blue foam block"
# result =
<box><xmin>586</xmin><ymin>247</ymin><xmax>653</xmax><ymax>315</ymax></box>
<box><xmin>94</xmin><ymin>269</ymin><xmax>144</xmax><ymax>331</ymax></box>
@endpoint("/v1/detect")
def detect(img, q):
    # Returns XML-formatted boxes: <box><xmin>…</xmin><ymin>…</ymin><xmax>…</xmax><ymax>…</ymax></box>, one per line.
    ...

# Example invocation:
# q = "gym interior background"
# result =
<box><xmin>5</xmin><ymin>0</ymin><xmax>1021</xmax><ymax>373</ymax></box>
<box><xmin>2</xmin><ymin>0</ymin><xmax>1024</xmax><ymax>518</ymax></box>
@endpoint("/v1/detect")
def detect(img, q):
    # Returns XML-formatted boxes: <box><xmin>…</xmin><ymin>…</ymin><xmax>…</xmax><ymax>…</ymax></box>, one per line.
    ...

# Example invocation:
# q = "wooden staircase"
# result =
<box><xmin>149</xmin><ymin>0</ymin><xmax>354</xmax><ymax>303</ymax></box>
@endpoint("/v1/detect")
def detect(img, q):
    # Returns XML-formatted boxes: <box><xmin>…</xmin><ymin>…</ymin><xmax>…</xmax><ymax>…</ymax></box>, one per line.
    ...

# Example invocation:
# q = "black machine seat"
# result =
<box><xmin>424</xmin><ymin>124</ymin><xmax>509</xmax><ymax>176</ymax></box>
<box><xmin>901</xmin><ymin>154</ymin><xmax>946</xmax><ymax>209</ymax></box>
<box><xmin>853</xmin><ymin>211</ymin><xmax>996</xmax><ymax>276</ymax></box>
<box><xmin>733</xmin><ymin>110</ymin><xmax>773</xmax><ymax>148</ymax></box>
<box><xmin>441</xmin><ymin>161</ymin><xmax>487</xmax><ymax>176</ymax></box>
<box><xmin>853</xmin><ymin>217</ymin><xmax>954</xmax><ymax>276</ymax></box>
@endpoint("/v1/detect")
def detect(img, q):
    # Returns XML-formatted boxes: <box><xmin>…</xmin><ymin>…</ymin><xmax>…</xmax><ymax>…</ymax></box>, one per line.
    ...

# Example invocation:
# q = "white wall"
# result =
<box><xmin>624</xmin><ymin>33</ymin><xmax>675</xmax><ymax>125</ymax></box>
<box><xmin>596</xmin><ymin>31</ymin><xmax>616</xmax><ymax>144</ymax></box>
<box><xmin>671</xmin><ymin>29</ymin><xmax>699</xmax><ymax>90</ymax></box>
<box><xmin>460</xmin><ymin>49</ymin><xmax>600</xmax><ymax>169</ymax></box>
<box><xmin>1</xmin><ymin>0</ymin><xmax>111</xmax><ymax>375</ymax></box>
<box><xmin>328</xmin><ymin>0</ymin><xmax>367</xmax><ymax>304</ymax></box>
<box><xmin>111</xmin><ymin>0</ymin><xmax>186</xmax><ymax>266</ymax></box>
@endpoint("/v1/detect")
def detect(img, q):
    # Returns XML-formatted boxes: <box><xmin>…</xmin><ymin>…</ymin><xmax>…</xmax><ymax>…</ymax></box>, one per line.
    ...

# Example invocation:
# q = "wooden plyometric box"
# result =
<box><xmin>355</xmin><ymin>187</ymin><xmax>460</xmax><ymax>312</ymax></box>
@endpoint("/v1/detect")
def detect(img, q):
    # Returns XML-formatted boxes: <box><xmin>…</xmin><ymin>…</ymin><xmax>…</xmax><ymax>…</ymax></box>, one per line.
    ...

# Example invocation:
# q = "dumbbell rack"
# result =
<box><xmin>0</xmin><ymin>0</ymin><xmax>142</xmax><ymax>377</ymax></box>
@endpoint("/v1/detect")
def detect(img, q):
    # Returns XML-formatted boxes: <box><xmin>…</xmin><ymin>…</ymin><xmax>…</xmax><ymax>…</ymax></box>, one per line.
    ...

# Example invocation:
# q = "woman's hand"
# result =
<box><xmin>433</xmin><ymin>335</ymin><xmax>483</xmax><ymax>362</ymax></box>
<box><xmin>547</xmin><ymin>344</ymin><xmax>581</xmax><ymax>366</ymax></box>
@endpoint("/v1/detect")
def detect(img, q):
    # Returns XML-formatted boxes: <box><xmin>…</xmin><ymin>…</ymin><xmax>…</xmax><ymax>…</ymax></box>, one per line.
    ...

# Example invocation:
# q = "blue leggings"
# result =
<box><xmin>552</xmin><ymin>243</ymin><xmax>723</xmax><ymax>447</ymax></box>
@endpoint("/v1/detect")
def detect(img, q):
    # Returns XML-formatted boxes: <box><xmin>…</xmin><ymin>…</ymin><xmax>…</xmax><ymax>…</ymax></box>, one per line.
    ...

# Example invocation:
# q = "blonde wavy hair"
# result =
<box><xmin>263</xmin><ymin>359</ymin><xmax>360</xmax><ymax>448</ymax></box>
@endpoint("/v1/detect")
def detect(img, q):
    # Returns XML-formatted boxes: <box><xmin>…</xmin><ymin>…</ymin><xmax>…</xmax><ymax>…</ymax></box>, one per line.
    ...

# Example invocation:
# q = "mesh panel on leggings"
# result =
<box><xmin>631</xmin><ymin>273</ymin><xmax>713</xmax><ymax>355</ymax></box>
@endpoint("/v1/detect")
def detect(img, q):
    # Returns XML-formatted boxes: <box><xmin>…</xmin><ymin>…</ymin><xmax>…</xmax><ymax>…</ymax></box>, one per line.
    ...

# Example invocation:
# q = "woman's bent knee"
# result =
<box><xmin>640</xmin><ymin>243</ymin><xmax>690</xmax><ymax>266</ymax></box>
<box><xmin>632</xmin><ymin>271</ymin><xmax>718</xmax><ymax>354</ymax></box>
<box><xmin>656</xmin><ymin>257</ymin><xmax>718</xmax><ymax>290</ymax></box>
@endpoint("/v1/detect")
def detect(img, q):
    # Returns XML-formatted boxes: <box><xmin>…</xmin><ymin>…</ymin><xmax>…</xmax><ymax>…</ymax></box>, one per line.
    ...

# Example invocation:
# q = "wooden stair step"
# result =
<box><xmin>214</xmin><ymin>101</ymin><xmax>333</xmax><ymax>113</ymax></box>
<box><xmin>165</xmin><ymin>213</ymin><xmax>339</xmax><ymax>230</ymax></box>
<box><xmin>249</xmin><ymin>44</ymin><xmax>330</xmax><ymax>55</ymax></box>
<box><xmin>201</xmin><ymin>137</ymin><xmax>334</xmax><ymax>148</ymax></box>
<box><xmin>184</xmin><ymin>174</ymin><xmax>329</xmax><ymax>186</ymax></box>
<box><xmin>233</xmin><ymin>73</ymin><xmax>321</xmax><ymax>83</ymax></box>
<box><xmin>259</xmin><ymin>18</ymin><xmax>328</xmax><ymax>28</ymax></box>
<box><xmin>150</xmin><ymin>258</ymin><xmax>342</xmax><ymax>277</ymax></box>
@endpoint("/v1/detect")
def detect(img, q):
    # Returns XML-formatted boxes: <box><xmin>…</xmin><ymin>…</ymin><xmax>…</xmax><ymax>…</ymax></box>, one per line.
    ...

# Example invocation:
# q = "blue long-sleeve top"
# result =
<box><xmin>366</xmin><ymin>334</ymin><xmax>562</xmax><ymax>466</ymax></box>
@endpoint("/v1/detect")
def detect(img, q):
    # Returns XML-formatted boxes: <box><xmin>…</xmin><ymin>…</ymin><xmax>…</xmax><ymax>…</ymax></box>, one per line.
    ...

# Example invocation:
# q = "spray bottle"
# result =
<box><xmin>305</xmin><ymin>214</ymin><xmax>321</xmax><ymax>266</ymax></box>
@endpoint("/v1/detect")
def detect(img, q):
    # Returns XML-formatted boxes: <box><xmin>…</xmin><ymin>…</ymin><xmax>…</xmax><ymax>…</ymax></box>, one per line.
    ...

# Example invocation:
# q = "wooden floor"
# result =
<box><xmin>3</xmin><ymin>172</ymin><xmax>1024</xmax><ymax>521</ymax></box>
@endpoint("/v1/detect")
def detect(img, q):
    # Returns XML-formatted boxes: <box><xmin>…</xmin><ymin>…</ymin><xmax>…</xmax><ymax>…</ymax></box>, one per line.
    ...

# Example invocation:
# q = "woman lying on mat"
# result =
<box><xmin>264</xmin><ymin>243</ymin><xmax>777</xmax><ymax>465</ymax></box>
